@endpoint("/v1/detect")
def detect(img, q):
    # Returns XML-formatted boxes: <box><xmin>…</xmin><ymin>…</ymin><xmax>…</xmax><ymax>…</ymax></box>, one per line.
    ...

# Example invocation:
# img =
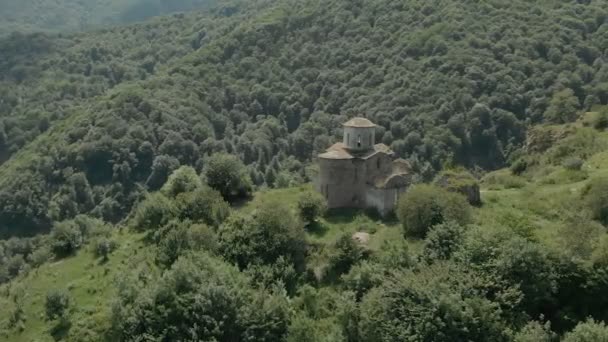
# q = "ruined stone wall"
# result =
<box><xmin>364</xmin><ymin>153</ymin><xmax>394</xmax><ymax>184</ymax></box>
<box><xmin>317</xmin><ymin>158</ymin><xmax>366</xmax><ymax>208</ymax></box>
<box><xmin>365</xmin><ymin>185</ymin><xmax>408</xmax><ymax>216</ymax></box>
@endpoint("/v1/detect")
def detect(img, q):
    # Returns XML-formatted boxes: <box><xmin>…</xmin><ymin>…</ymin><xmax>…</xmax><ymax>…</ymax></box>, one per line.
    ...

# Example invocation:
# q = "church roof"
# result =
<box><xmin>318</xmin><ymin>143</ymin><xmax>354</xmax><ymax>160</ymax></box>
<box><xmin>343</xmin><ymin>117</ymin><xmax>376</xmax><ymax>128</ymax></box>
<box><xmin>318</xmin><ymin>143</ymin><xmax>393</xmax><ymax>160</ymax></box>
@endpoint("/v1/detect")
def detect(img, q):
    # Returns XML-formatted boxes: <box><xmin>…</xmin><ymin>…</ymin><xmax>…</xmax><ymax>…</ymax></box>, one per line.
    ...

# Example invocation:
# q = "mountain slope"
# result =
<box><xmin>0</xmin><ymin>0</ymin><xmax>220</xmax><ymax>34</ymax></box>
<box><xmin>0</xmin><ymin>0</ymin><xmax>607</xmax><ymax>237</ymax></box>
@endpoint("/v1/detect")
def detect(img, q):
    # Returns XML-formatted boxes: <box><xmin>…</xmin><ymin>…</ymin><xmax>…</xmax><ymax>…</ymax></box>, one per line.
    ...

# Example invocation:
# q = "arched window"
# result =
<box><xmin>369</xmin><ymin>133</ymin><xmax>372</xmax><ymax>145</ymax></box>
<box><xmin>357</xmin><ymin>135</ymin><xmax>361</xmax><ymax>148</ymax></box>
<box><xmin>377</xmin><ymin>158</ymin><xmax>381</xmax><ymax>169</ymax></box>
<box><xmin>346</xmin><ymin>133</ymin><xmax>350</xmax><ymax>145</ymax></box>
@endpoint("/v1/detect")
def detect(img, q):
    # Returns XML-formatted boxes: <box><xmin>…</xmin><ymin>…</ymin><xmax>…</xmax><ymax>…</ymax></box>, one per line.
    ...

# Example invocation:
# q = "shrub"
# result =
<box><xmin>563</xmin><ymin>319</ymin><xmax>608</xmax><ymax>342</ymax></box>
<box><xmin>93</xmin><ymin>238</ymin><xmax>118</xmax><ymax>261</ymax></box>
<box><xmin>514</xmin><ymin>321</ymin><xmax>555</xmax><ymax>342</ymax></box>
<box><xmin>218</xmin><ymin>201</ymin><xmax>306</xmax><ymax>275</ymax></box>
<box><xmin>421</xmin><ymin>221</ymin><xmax>466</xmax><ymax>263</ymax></box>
<box><xmin>582</xmin><ymin>177</ymin><xmax>608</xmax><ymax>225</ymax></box>
<box><xmin>327</xmin><ymin>233</ymin><xmax>368</xmax><ymax>279</ymax></box>
<box><xmin>132</xmin><ymin>193</ymin><xmax>177</xmax><ymax>230</ymax></box>
<box><xmin>175</xmin><ymin>187</ymin><xmax>230</xmax><ymax>227</ymax></box>
<box><xmin>204</xmin><ymin>153</ymin><xmax>252</xmax><ymax>202</ymax></box>
<box><xmin>156</xmin><ymin>221</ymin><xmax>217</xmax><ymax>268</ymax></box>
<box><xmin>50</xmin><ymin>221</ymin><xmax>84</xmax><ymax>257</ymax></box>
<box><xmin>161</xmin><ymin>166</ymin><xmax>202</xmax><ymax>198</ymax></box>
<box><xmin>593</xmin><ymin>109</ymin><xmax>608</xmax><ymax>130</ymax></box>
<box><xmin>359</xmin><ymin>262</ymin><xmax>512</xmax><ymax>342</ymax></box>
<box><xmin>396</xmin><ymin>184</ymin><xmax>471</xmax><ymax>238</ymax></box>
<box><xmin>563</xmin><ymin>157</ymin><xmax>584</xmax><ymax>171</ymax></box>
<box><xmin>510</xmin><ymin>158</ymin><xmax>528</xmax><ymax>175</ymax></box>
<box><xmin>297</xmin><ymin>191</ymin><xmax>327</xmax><ymax>226</ymax></box>
<box><xmin>28</xmin><ymin>245</ymin><xmax>52</xmax><ymax>268</ymax></box>
<box><xmin>45</xmin><ymin>289</ymin><xmax>71</xmax><ymax>321</ymax></box>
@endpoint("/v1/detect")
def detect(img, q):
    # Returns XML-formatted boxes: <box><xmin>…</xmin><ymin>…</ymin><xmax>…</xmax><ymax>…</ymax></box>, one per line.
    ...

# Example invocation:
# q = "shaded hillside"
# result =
<box><xmin>1</xmin><ymin>0</ymin><xmax>608</xmax><ymax>237</ymax></box>
<box><xmin>0</xmin><ymin>0</ymin><xmax>220</xmax><ymax>34</ymax></box>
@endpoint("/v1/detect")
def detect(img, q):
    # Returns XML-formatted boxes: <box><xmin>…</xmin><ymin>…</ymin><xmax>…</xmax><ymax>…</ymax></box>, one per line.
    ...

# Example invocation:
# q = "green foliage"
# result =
<box><xmin>297</xmin><ymin>190</ymin><xmax>327</xmax><ymax>226</ymax></box>
<box><xmin>218</xmin><ymin>200</ymin><xmax>306</xmax><ymax>289</ymax></box>
<box><xmin>50</xmin><ymin>220</ymin><xmax>84</xmax><ymax>257</ymax></box>
<box><xmin>327</xmin><ymin>233</ymin><xmax>368</xmax><ymax>280</ymax></box>
<box><xmin>45</xmin><ymin>289</ymin><xmax>70</xmax><ymax>321</ymax></box>
<box><xmin>175</xmin><ymin>187</ymin><xmax>230</xmax><ymax>227</ymax></box>
<box><xmin>131</xmin><ymin>193</ymin><xmax>177</xmax><ymax>230</ymax></box>
<box><xmin>583</xmin><ymin>177</ymin><xmax>608</xmax><ymax>225</ymax></box>
<box><xmin>421</xmin><ymin>221</ymin><xmax>466</xmax><ymax>263</ymax></box>
<box><xmin>341</xmin><ymin>260</ymin><xmax>383</xmax><ymax>300</ymax></box>
<box><xmin>563</xmin><ymin>319</ymin><xmax>608</xmax><ymax>342</ymax></box>
<box><xmin>204</xmin><ymin>153</ymin><xmax>253</xmax><ymax>202</ymax></box>
<box><xmin>593</xmin><ymin>109</ymin><xmax>608</xmax><ymax>130</ymax></box>
<box><xmin>397</xmin><ymin>184</ymin><xmax>471</xmax><ymax>238</ymax></box>
<box><xmin>111</xmin><ymin>252</ymin><xmax>290</xmax><ymax>341</ymax></box>
<box><xmin>544</xmin><ymin>89</ymin><xmax>580</xmax><ymax>124</ymax></box>
<box><xmin>511</xmin><ymin>158</ymin><xmax>529</xmax><ymax>175</ymax></box>
<box><xmin>455</xmin><ymin>228</ymin><xmax>557</xmax><ymax>317</ymax></box>
<box><xmin>155</xmin><ymin>221</ymin><xmax>217</xmax><ymax>267</ymax></box>
<box><xmin>359</xmin><ymin>262</ymin><xmax>513</xmax><ymax>342</ymax></box>
<box><xmin>514</xmin><ymin>321</ymin><xmax>556</xmax><ymax>342</ymax></box>
<box><xmin>93</xmin><ymin>238</ymin><xmax>118</xmax><ymax>261</ymax></box>
<box><xmin>160</xmin><ymin>166</ymin><xmax>202</xmax><ymax>198</ymax></box>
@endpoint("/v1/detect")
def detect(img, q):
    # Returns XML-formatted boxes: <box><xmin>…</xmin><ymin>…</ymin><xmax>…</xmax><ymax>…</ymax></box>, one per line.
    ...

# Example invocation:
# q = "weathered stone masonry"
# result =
<box><xmin>315</xmin><ymin>118</ymin><xmax>411</xmax><ymax>216</ymax></box>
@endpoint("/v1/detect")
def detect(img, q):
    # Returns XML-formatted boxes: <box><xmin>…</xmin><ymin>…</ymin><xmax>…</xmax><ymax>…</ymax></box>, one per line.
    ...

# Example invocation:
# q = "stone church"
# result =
<box><xmin>315</xmin><ymin>117</ymin><xmax>411</xmax><ymax>216</ymax></box>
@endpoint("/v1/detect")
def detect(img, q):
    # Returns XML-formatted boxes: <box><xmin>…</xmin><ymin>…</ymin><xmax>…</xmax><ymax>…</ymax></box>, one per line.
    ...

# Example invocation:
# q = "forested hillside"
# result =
<box><xmin>1</xmin><ymin>0</ymin><xmax>608</xmax><ymax>237</ymax></box>
<box><xmin>0</xmin><ymin>0</ymin><xmax>220</xmax><ymax>34</ymax></box>
<box><xmin>3</xmin><ymin>0</ymin><xmax>608</xmax><ymax>341</ymax></box>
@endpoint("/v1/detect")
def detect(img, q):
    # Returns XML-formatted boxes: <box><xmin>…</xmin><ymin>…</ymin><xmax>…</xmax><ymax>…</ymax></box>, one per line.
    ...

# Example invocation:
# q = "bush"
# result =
<box><xmin>218</xmin><ymin>201</ymin><xmax>306</xmax><ymax>276</ymax></box>
<box><xmin>563</xmin><ymin>319</ymin><xmax>608</xmax><ymax>342</ymax></box>
<box><xmin>111</xmin><ymin>253</ymin><xmax>290</xmax><ymax>341</ymax></box>
<box><xmin>28</xmin><ymin>245</ymin><xmax>52</xmax><ymax>268</ymax></box>
<box><xmin>156</xmin><ymin>221</ymin><xmax>217</xmax><ymax>268</ymax></box>
<box><xmin>204</xmin><ymin>153</ymin><xmax>252</xmax><ymax>202</ymax></box>
<box><xmin>593</xmin><ymin>109</ymin><xmax>608</xmax><ymax>130</ymax></box>
<box><xmin>359</xmin><ymin>262</ymin><xmax>512</xmax><ymax>342</ymax></box>
<box><xmin>514</xmin><ymin>321</ymin><xmax>555</xmax><ymax>342</ymax></box>
<box><xmin>161</xmin><ymin>166</ymin><xmax>202</xmax><ymax>198</ymax></box>
<box><xmin>510</xmin><ymin>158</ymin><xmax>528</xmax><ymax>175</ymax></box>
<box><xmin>327</xmin><ymin>233</ymin><xmax>368</xmax><ymax>279</ymax></box>
<box><xmin>421</xmin><ymin>221</ymin><xmax>466</xmax><ymax>263</ymax></box>
<box><xmin>50</xmin><ymin>221</ymin><xmax>84</xmax><ymax>257</ymax></box>
<box><xmin>132</xmin><ymin>193</ymin><xmax>177</xmax><ymax>230</ymax></box>
<box><xmin>396</xmin><ymin>184</ymin><xmax>471</xmax><ymax>238</ymax></box>
<box><xmin>297</xmin><ymin>190</ymin><xmax>327</xmax><ymax>226</ymax></box>
<box><xmin>563</xmin><ymin>157</ymin><xmax>584</xmax><ymax>171</ymax></box>
<box><xmin>93</xmin><ymin>238</ymin><xmax>118</xmax><ymax>261</ymax></box>
<box><xmin>175</xmin><ymin>187</ymin><xmax>230</xmax><ymax>227</ymax></box>
<box><xmin>582</xmin><ymin>177</ymin><xmax>608</xmax><ymax>225</ymax></box>
<box><xmin>45</xmin><ymin>289</ymin><xmax>70</xmax><ymax>321</ymax></box>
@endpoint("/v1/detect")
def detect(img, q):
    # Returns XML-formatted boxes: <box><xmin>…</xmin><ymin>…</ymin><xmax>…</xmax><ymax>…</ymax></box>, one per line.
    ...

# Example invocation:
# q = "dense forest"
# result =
<box><xmin>2</xmin><ymin>0</ymin><xmax>608</xmax><ymax>341</ymax></box>
<box><xmin>0</xmin><ymin>0</ymin><xmax>220</xmax><ymax>34</ymax></box>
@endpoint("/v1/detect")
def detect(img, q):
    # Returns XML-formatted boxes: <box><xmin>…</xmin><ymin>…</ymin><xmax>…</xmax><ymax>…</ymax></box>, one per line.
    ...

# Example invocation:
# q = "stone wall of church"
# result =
<box><xmin>317</xmin><ymin>158</ymin><xmax>367</xmax><ymax>208</ymax></box>
<box><xmin>363</xmin><ymin>153</ymin><xmax>394</xmax><ymax>184</ymax></box>
<box><xmin>365</xmin><ymin>185</ymin><xmax>407</xmax><ymax>216</ymax></box>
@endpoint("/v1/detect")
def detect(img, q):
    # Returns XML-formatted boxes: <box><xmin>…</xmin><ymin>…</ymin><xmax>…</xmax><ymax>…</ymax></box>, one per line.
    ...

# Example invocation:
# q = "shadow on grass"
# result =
<box><xmin>324</xmin><ymin>208</ymin><xmax>399</xmax><ymax>225</ymax></box>
<box><xmin>306</xmin><ymin>221</ymin><xmax>329</xmax><ymax>238</ymax></box>
<box><xmin>50</xmin><ymin>318</ymin><xmax>71</xmax><ymax>341</ymax></box>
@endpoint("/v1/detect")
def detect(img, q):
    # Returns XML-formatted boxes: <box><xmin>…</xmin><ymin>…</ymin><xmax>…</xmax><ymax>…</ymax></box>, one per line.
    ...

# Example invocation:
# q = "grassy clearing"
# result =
<box><xmin>0</xmin><ymin>230</ymin><xmax>147</xmax><ymax>342</ymax></box>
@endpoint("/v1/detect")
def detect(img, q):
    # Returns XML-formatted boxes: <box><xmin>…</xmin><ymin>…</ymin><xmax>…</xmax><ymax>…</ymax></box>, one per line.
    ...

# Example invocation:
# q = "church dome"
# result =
<box><xmin>343</xmin><ymin>117</ymin><xmax>376</xmax><ymax>128</ymax></box>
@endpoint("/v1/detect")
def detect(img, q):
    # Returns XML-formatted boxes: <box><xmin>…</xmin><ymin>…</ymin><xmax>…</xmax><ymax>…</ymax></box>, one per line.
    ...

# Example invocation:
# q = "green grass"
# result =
<box><xmin>0</xmin><ymin>230</ymin><xmax>147</xmax><ymax>342</ymax></box>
